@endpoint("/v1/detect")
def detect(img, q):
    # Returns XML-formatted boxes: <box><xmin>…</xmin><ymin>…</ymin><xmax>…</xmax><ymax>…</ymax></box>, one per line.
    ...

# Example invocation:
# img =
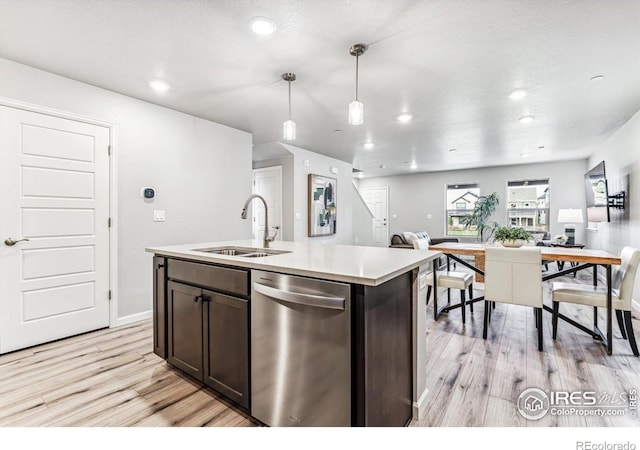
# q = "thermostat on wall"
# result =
<box><xmin>141</xmin><ymin>187</ymin><xmax>155</xmax><ymax>199</ymax></box>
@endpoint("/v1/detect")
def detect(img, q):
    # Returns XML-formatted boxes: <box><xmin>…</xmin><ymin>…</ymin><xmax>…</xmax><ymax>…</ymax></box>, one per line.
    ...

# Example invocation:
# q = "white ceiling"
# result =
<box><xmin>1</xmin><ymin>0</ymin><xmax>639</xmax><ymax>178</ymax></box>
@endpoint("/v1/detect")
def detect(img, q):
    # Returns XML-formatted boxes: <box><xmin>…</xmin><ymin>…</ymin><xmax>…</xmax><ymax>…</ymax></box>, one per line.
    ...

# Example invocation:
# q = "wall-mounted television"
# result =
<box><xmin>584</xmin><ymin>160</ymin><xmax>610</xmax><ymax>222</ymax></box>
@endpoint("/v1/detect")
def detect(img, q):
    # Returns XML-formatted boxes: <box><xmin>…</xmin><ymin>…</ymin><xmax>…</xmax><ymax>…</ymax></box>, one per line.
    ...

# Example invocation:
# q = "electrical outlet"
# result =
<box><xmin>295</xmin><ymin>212</ymin><xmax>301</xmax><ymax>220</ymax></box>
<box><xmin>153</xmin><ymin>210</ymin><xmax>165</xmax><ymax>222</ymax></box>
<box><xmin>392</xmin><ymin>214</ymin><xmax>398</xmax><ymax>219</ymax></box>
<box><xmin>427</xmin><ymin>214</ymin><xmax>433</xmax><ymax>219</ymax></box>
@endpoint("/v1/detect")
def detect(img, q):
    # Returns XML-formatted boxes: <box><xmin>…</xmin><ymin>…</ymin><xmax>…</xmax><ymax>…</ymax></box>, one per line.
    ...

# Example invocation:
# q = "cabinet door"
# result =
<box><xmin>153</xmin><ymin>256</ymin><xmax>167</xmax><ymax>358</ymax></box>
<box><xmin>167</xmin><ymin>281</ymin><xmax>203</xmax><ymax>380</ymax></box>
<box><xmin>203</xmin><ymin>290</ymin><xmax>249</xmax><ymax>409</ymax></box>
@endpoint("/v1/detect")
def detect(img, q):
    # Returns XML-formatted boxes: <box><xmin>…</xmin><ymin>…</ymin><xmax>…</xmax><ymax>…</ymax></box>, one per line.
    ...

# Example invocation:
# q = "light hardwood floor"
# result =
<box><xmin>1</xmin><ymin>269</ymin><xmax>638</xmax><ymax>427</ymax></box>
<box><xmin>0</xmin><ymin>320</ymin><xmax>259</xmax><ymax>427</ymax></box>
<box><xmin>416</xmin><ymin>268</ymin><xmax>640</xmax><ymax>427</ymax></box>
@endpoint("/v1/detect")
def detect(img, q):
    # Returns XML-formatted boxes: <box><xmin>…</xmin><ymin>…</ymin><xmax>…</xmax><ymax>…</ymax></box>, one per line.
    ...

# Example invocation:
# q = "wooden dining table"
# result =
<box><xmin>428</xmin><ymin>242</ymin><xmax>622</xmax><ymax>355</ymax></box>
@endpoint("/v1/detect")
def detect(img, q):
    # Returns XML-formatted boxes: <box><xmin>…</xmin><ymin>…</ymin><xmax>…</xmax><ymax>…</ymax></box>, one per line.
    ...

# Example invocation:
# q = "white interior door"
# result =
<box><xmin>0</xmin><ymin>106</ymin><xmax>111</xmax><ymax>354</ymax></box>
<box><xmin>360</xmin><ymin>187</ymin><xmax>389</xmax><ymax>247</ymax></box>
<box><xmin>252</xmin><ymin>166</ymin><xmax>282</xmax><ymax>242</ymax></box>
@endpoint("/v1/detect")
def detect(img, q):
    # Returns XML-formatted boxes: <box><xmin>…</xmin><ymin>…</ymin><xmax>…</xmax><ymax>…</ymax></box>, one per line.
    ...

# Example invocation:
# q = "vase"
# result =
<box><xmin>500</xmin><ymin>239</ymin><xmax>525</xmax><ymax>248</ymax></box>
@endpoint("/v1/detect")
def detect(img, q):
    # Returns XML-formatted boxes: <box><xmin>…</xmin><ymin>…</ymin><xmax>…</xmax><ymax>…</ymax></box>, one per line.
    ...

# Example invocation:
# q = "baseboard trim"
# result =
<box><xmin>413</xmin><ymin>388</ymin><xmax>429</xmax><ymax>421</ymax></box>
<box><xmin>113</xmin><ymin>310</ymin><xmax>152</xmax><ymax>328</ymax></box>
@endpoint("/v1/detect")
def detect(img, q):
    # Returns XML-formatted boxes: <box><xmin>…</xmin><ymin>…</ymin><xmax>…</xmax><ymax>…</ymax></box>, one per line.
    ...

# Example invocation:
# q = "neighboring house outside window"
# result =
<box><xmin>446</xmin><ymin>183</ymin><xmax>480</xmax><ymax>236</ymax></box>
<box><xmin>506</xmin><ymin>179</ymin><xmax>550</xmax><ymax>234</ymax></box>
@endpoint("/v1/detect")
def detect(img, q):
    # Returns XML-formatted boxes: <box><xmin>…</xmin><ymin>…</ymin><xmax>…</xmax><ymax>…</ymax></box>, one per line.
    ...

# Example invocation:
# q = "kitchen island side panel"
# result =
<box><xmin>353</xmin><ymin>272</ymin><xmax>413</xmax><ymax>426</ymax></box>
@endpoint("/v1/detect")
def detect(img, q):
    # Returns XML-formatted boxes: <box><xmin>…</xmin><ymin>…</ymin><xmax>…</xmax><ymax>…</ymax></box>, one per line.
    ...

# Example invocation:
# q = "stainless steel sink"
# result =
<box><xmin>192</xmin><ymin>246</ymin><xmax>291</xmax><ymax>258</ymax></box>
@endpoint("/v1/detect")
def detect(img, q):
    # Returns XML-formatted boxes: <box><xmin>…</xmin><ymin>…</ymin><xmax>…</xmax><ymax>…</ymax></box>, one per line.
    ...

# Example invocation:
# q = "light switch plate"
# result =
<box><xmin>295</xmin><ymin>212</ymin><xmax>301</xmax><ymax>220</ymax></box>
<box><xmin>392</xmin><ymin>214</ymin><xmax>398</xmax><ymax>219</ymax></box>
<box><xmin>153</xmin><ymin>210</ymin><xmax>165</xmax><ymax>222</ymax></box>
<box><xmin>303</xmin><ymin>159</ymin><xmax>309</xmax><ymax>167</ymax></box>
<box><xmin>427</xmin><ymin>214</ymin><xmax>433</xmax><ymax>219</ymax></box>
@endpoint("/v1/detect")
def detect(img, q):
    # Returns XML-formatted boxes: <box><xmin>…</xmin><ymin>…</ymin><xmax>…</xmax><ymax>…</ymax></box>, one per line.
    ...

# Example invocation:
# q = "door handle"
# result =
<box><xmin>4</xmin><ymin>237</ymin><xmax>30</xmax><ymax>246</ymax></box>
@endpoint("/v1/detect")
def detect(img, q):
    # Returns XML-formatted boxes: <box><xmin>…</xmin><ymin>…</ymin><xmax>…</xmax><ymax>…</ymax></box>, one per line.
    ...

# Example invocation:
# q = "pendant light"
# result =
<box><xmin>282</xmin><ymin>73</ymin><xmax>296</xmax><ymax>140</ymax></box>
<box><xmin>348</xmin><ymin>43</ymin><xmax>367</xmax><ymax>125</ymax></box>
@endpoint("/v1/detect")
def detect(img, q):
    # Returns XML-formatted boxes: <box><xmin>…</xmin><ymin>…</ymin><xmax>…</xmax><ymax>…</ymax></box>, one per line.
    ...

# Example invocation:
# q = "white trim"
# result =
<box><xmin>113</xmin><ymin>310</ymin><xmax>152</xmax><ymax>328</ymax></box>
<box><xmin>413</xmin><ymin>387</ymin><xmax>429</xmax><ymax>421</ymax></box>
<box><xmin>632</xmin><ymin>299</ymin><xmax>640</xmax><ymax>317</ymax></box>
<box><xmin>0</xmin><ymin>96</ymin><xmax>119</xmax><ymax>330</ymax></box>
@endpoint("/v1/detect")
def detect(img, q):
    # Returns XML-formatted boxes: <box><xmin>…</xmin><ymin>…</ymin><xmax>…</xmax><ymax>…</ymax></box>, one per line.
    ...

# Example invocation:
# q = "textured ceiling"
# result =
<box><xmin>1</xmin><ymin>0</ymin><xmax>639</xmax><ymax>177</ymax></box>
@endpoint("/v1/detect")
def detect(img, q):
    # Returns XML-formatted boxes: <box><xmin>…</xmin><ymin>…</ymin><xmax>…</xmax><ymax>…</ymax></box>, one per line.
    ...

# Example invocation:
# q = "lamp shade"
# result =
<box><xmin>557</xmin><ymin>208</ymin><xmax>583</xmax><ymax>223</ymax></box>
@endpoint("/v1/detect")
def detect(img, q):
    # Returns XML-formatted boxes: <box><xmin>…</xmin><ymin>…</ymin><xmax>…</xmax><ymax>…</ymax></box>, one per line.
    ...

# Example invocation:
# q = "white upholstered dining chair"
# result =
<box><xmin>484</xmin><ymin>246</ymin><xmax>544</xmax><ymax>351</ymax></box>
<box><xmin>414</xmin><ymin>239</ymin><xmax>474</xmax><ymax>323</ymax></box>
<box><xmin>551</xmin><ymin>246</ymin><xmax>640</xmax><ymax>356</ymax></box>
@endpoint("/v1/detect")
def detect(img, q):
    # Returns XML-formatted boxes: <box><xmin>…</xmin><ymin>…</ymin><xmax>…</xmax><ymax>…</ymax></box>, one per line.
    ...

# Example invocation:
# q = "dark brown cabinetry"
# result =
<box><xmin>203</xmin><ymin>291</ymin><xmax>248</xmax><ymax>407</ymax></box>
<box><xmin>153</xmin><ymin>256</ymin><xmax>167</xmax><ymax>358</ymax></box>
<box><xmin>153</xmin><ymin>254</ymin><xmax>414</xmax><ymax>425</ymax></box>
<box><xmin>161</xmin><ymin>259</ymin><xmax>250</xmax><ymax>409</ymax></box>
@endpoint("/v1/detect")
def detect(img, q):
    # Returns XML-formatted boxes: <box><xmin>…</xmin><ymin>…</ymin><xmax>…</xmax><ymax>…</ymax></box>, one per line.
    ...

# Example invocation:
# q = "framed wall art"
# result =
<box><xmin>308</xmin><ymin>174</ymin><xmax>337</xmax><ymax>236</ymax></box>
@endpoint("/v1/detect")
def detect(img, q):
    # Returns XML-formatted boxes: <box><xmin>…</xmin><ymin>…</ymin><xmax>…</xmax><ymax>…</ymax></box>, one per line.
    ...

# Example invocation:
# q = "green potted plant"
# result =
<box><xmin>493</xmin><ymin>226</ymin><xmax>532</xmax><ymax>248</ymax></box>
<box><xmin>461</xmin><ymin>192</ymin><xmax>500</xmax><ymax>242</ymax></box>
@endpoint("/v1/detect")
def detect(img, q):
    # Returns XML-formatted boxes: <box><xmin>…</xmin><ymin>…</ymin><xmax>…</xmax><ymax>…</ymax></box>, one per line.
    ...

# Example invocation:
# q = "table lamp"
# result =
<box><xmin>557</xmin><ymin>208</ymin><xmax>583</xmax><ymax>245</ymax></box>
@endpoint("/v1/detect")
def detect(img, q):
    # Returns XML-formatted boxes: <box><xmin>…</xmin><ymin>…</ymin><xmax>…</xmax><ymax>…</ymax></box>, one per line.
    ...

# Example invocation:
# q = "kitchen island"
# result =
<box><xmin>146</xmin><ymin>239</ymin><xmax>441</xmax><ymax>427</ymax></box>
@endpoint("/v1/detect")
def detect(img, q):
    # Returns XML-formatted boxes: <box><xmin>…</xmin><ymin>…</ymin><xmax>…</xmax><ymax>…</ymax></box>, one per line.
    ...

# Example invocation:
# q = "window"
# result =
<box><xmin>446</xmin><ymin>183</ymin><xmax>480</xmax><ymax>236</ymax></box>
<box><xmin>506</xmin><ymin>179</ymin><xmax>550</xmax><ymax>234</ymax></box>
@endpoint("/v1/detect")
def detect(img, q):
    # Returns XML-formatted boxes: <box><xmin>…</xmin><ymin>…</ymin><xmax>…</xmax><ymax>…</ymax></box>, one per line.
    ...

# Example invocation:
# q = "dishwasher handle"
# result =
<box><xmin>252</xmin><ymin>282</ymin><xmax>345</xmax><ymax>310</ymax></box>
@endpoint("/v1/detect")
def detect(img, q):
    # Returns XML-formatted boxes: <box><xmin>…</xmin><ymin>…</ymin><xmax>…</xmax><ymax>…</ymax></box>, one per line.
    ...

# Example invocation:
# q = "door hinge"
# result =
<box><xmin>108</xmin><ymin>145</ymin><xmax>112</xmax><ymax>156</ymax></box>
<box><xmin>108</xmin><ymin>217</ymin><xmax>112</xmax><ymax>228</ymax></box>
<box><xmin>108</xmin><ymin>290</ymin><xmax>112</xmax><ymax>300</ymax></box>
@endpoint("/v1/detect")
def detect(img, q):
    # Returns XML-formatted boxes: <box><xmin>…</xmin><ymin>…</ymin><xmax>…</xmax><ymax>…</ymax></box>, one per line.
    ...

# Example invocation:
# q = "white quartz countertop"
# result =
<box><xmin>146</xmin><ymin>240</ymin><xmax>442</xmax><ymax>286</ymax></box>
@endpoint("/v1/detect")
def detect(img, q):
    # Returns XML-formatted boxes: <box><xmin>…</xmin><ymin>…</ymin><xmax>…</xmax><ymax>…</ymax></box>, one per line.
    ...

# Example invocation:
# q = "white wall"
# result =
<box><xmin>358</xmin><ymin>159</ymin><xmax>588</xmax><ymax>244</ymax></box>
<box><xmin>587</xmin><ymin>110</ymin><xmax>640</xmax><ymax>307</ymax></box>
<box><xmin>281</xmin><ymin>143</ymin><xmax>353</xmax><ymax>244</ymax></box>
<box><xmin>0</xmin><ymin>58</ymin><xmax>253</xmax><ymax>320</ymax></box>
<box><xmin>253</xmin><ymin>155</ymin><xmax>295</xmax><ymax>241</ymax></box>
<box><xmin>587</xmin><ymin>110</ymin><xmax>640</xmax><ymax>252</ymax></box>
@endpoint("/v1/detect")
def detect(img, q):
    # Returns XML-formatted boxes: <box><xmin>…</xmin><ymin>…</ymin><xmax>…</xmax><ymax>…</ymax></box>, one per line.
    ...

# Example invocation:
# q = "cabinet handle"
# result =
<box><xmin>194</xmin><ymin>295</ymin><xmax>201</xmax><ymax>303</ymax></box>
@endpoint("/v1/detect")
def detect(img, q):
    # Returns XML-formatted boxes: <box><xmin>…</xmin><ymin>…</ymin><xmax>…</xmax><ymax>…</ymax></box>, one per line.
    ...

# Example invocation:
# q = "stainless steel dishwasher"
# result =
<box><xmin>251</xmin><ymin>270</ymin><xmax>351</xmax><ymax>427</ymax></box>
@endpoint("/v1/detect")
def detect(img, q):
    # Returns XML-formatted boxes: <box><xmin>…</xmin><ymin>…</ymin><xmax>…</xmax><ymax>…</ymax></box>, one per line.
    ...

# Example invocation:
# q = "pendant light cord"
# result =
<box><xmin>355</xmin><ymin>55</ymin><xmax>359</xmax><ymax>101</ymax></box>
<box><xmin>288</xmin><ymin>80</ymin><xmax>292</xmax><ymax>120</ymax></box>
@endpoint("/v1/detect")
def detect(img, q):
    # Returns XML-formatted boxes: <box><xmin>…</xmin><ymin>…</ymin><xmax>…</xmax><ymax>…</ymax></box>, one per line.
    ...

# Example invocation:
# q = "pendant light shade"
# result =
<box><xmin>348</xmin><ymin>100</ymin><xmax>363</xmax><ymax>126</ymax></box>
<box><xmin>282</xmin><ymin>73</ymin><xmax>296</xmax><ymax>140</ymax></box>
<box><xmin>283</xmin><ymin>119</ymin><xmax>296</xmax><ymax>141</ymax></box>
<box><xmin>348</xmin><ymin>43</ymin><xmax>367</xmax><ymax>125</ymax></box>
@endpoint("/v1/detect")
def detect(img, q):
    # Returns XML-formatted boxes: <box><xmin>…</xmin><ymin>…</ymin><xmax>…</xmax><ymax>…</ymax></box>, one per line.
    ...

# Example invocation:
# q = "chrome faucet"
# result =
<box><xmin>241</xmin><ymin>194</ymin><xmax>278</xmax><ymax>248</ymax></box>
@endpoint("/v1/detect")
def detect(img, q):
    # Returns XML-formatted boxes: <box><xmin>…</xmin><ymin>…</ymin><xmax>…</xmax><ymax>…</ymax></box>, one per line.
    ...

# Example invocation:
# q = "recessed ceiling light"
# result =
<box><xmin>364</xmin><ymin>142</ymin><xmax>374</xmax><ymax>150</ymax></box>
<box><xmin>249</xmin><ymin>17</ymin><xmax>277</xmax><ymax>36</ymax></box>
<box><xmin>449</xmin><ymin>148</ymin><xmax>457</xmax><ymax>152</ymax></box>
<box><xmin>538</xmin><ymin>146</ymin><xmax>545</xmax><ymax>150</ymax></box>
<box><xmin>379</xmin><ymin>164</ymin><xmax>386</xmax><ymax>169</ymax></box>
<box><xmin>334</xmin><ymin>129</ymin><xmax>342</xmax><ymax>133</ymax></box>
<box><xmin>519</xmin><ymin>115</ymin><xmax>535</xmax><ymax>124</ymax></box>
<box><xmin>520</xmin><ymin>152</ymin><xmax>531</xmax><ymax>158</ymax></box>
<box><xmin>397</xmin><ymin>113</ymin><xmax>413</xmax><ymax>123</ymax></box>
<box><xmin>509</xmin><ymin>89</ymin><xmax>527</xmax><ymax>100</ymax></box>
<box><xmin>148</xmin><ymin>80</ymin><xmax>170</xmax><ymax>92</ymax></box>
<box><xmin>590</xmin><ymin>75</ymin><xmax>604</xmax><ymax>82</ymax></box>
<box><xmin>410</xmin><ymin>162</ymin><xmax>418</xmax><ymax>170</ymax></box>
